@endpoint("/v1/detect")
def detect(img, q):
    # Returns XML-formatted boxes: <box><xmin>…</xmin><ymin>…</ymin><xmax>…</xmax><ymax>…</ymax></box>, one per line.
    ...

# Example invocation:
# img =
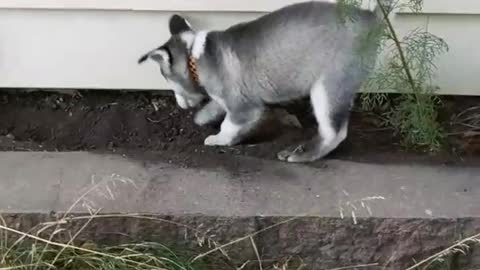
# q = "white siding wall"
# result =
<box><xmin>0</xmin><ymin>0</ymin><xmax>478</xmax><ymax>95</ymax></box>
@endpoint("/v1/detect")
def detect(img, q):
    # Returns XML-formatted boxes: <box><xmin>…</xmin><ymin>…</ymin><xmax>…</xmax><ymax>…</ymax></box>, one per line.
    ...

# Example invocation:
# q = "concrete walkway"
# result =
<box><xmin>0</xmin><ymin>152</ymin><xmax>479</xmax><ymax>218</ymax></box>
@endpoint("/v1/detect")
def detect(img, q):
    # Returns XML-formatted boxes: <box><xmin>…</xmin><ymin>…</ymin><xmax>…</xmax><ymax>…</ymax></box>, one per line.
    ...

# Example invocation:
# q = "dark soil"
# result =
<box><xmin>0</xmin><ymin>90</ymin><xmax>479</xmax><ymax>168</ymax></box>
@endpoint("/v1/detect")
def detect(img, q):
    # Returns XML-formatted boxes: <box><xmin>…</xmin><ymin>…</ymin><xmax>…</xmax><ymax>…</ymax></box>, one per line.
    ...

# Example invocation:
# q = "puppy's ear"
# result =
<box><xmin>138</xmin><ymin>47</ymin><xmax>171</xmax><ymax>65</ymax></box>
<box><xmin>169</xmin><ymin>14</ymin><xmax>192</xmax><ymax>35</ymax></box>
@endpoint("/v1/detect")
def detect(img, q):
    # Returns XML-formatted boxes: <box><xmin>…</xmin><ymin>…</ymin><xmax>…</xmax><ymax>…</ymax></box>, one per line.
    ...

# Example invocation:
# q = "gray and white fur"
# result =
<box><xmin>139</xmin><ymin>1</ymin><xmax>385</xmax><ymax>162</ymax></box>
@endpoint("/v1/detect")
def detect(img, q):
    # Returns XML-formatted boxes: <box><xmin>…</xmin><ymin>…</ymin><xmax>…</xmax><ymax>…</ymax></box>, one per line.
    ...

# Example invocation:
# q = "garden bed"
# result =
<box><xmin>0</xmin><ymin>90</ymin><xmax>479</xmax><ymax>168</ymax></box>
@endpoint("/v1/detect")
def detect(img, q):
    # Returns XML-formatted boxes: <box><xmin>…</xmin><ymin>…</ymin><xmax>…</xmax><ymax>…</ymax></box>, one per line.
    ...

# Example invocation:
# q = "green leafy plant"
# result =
<box><xmin>339</xmin><ymin>0</ymin><xmax>449</xmax><ymax>151</ymax></box>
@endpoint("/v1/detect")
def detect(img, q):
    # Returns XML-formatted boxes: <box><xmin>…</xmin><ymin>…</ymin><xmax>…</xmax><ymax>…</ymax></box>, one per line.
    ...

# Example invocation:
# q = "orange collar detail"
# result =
<box><xmin>187</xmin><ymin>55</ymin><xmax>200</xmax><ymax>86</ymax></box>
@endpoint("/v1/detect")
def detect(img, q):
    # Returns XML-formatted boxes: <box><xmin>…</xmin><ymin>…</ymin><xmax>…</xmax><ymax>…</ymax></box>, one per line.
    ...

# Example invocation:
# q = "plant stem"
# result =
<box><xmin>376</xmin><ymin>0</ymin><xmax>418</xmax><ymax>94</ymax></box>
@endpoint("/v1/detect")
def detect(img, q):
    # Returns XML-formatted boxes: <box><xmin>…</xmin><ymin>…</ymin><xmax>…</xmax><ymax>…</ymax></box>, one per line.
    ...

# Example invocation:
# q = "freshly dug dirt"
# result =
<box><xmin>0</xmin><ymin>90</ymin><xmax>478</xmax><ymax>167</ymax></box>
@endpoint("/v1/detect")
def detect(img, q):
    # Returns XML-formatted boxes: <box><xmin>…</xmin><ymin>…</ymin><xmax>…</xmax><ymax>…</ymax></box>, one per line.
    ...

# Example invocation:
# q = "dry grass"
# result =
<box><xmin>0</xmin><ymin>215</ymin><xmax>309</xmax><ymax>270</ymax></box>
<box><xmin>405</xmin><ymin>232</ymin><xmax>480</xmax><ymax>270</ymax></box>
<box><xmin>0</xmin><ymin>174</ymin><xmax>307</xmax><ymax>270</ymax></box>
<box><xmin>450</xmin><ymin>105</ymin><xmax>480</xmax><ymax>137</ymax></box>
<box><xmin>1</xmin><ymin>172</ymin><xmax>479</xmax><ymax>270</ymax></box>
<box><xmin>0</xmin><ymin>175</ymin><xmax>208</xmax><ymax>270</ymax></box>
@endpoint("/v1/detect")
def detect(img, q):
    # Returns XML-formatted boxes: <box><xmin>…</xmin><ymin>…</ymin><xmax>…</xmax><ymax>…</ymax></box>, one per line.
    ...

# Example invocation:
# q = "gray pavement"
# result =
<box><xmin>0</xmin><ymin>152</ymin><xmax>478</xmax><ymax>219</ymax></box>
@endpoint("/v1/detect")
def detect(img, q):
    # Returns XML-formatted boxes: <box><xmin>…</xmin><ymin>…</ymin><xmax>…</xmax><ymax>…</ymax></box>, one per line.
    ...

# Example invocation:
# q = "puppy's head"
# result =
<box><xmin>139</xmin><ymin>15</ymin><xmax>205</xmax><ymax>109</ymax></box>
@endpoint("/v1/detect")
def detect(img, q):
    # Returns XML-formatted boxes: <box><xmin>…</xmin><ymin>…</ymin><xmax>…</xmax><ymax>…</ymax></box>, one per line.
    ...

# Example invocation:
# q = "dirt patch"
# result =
<box><xmin>0</xmin><ymin>90</ymin><xmax>478</xmax><ymax>168</ymax></box>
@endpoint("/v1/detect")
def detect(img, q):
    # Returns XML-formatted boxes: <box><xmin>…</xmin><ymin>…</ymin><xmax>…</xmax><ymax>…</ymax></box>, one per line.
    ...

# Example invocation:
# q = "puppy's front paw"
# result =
<box><xmin>204</xmin><ymin>135</ymin><xmax>219</xmax><ymax>146</ymax></box>
<box><xmin>204</xmin><ymin>135</ymin><xmax>231</xmax><ymax>146</ymax></box>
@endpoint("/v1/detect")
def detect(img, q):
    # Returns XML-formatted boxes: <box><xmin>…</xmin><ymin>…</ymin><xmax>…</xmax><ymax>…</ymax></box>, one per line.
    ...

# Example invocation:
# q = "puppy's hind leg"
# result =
<box><xmin>278</xmin><ymin>78</ymin><xmax>350</xmax><ymax>163</ymax></box>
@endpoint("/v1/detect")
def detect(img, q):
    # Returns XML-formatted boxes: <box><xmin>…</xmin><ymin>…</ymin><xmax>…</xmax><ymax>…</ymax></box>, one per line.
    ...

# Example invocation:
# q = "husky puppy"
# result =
<box><xmin>139</xmin><ymin>1</ymin><xmax>385</xmax><ymax>162</ymax></box>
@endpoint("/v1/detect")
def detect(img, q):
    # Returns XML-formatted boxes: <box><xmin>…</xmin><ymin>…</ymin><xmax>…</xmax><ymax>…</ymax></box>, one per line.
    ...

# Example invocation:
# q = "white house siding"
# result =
<box><xmin>0</xmin><ymin>0</ymin><xmax>478</xmax><ymax>95</ymax></box>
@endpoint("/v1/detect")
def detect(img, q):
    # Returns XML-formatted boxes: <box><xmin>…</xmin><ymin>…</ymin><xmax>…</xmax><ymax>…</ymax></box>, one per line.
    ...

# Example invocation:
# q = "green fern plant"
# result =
<box><xmin>338</xmin><ymin>0</ymin><xmax>449</xmax><ymax>151</ymax></box>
